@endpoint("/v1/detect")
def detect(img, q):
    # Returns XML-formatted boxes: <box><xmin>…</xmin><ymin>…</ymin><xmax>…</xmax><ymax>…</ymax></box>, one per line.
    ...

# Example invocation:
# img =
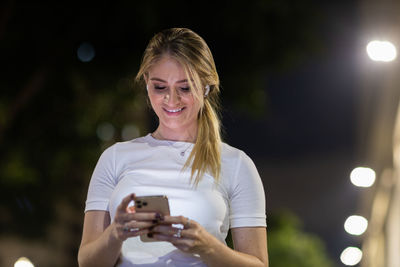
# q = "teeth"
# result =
<box><xmin>166</xmin><ymin>108</ymin><xmax>182</xmax><ymax>113</ymax></box>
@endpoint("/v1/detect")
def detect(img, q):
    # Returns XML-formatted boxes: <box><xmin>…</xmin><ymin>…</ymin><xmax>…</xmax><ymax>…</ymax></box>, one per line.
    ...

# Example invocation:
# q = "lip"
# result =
<box><xmin>163</xmin><ymin>107</ymin><xmax>185</xmax><ymax>116</ymax></box>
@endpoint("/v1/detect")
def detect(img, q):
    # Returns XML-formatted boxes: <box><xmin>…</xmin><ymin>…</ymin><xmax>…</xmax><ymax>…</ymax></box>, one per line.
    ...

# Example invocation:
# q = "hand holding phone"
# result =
<box><xmin>134</xmin><ymin>195</ymin><xmax>170</xmax><ymax>242</ymax></box>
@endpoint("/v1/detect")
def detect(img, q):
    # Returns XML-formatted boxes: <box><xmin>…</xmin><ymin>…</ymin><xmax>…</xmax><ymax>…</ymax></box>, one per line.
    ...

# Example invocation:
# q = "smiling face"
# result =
<box><xmin>146</xmin><ymin>56</ymin><xmax>202</xmax><ymax>141</ymax></box>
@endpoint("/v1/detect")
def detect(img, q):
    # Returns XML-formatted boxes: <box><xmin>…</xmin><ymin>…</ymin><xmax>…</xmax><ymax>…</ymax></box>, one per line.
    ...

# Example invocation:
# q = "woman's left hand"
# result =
<box><xmin>152</xmin><ymin>216</ymin><xmax>215</xmax><ymax>255</ymax></box>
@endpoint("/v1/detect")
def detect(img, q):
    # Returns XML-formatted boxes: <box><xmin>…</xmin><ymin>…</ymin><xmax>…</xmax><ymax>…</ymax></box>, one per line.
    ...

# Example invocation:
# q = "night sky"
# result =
<box><xmin>222</xmin><ymin>2</ymin><xmax>363</xmax><ymax>265</ymax></box>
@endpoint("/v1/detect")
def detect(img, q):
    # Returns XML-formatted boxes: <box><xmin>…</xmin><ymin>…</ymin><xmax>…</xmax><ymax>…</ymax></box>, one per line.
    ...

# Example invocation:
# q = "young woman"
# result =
<box><xmin>78</xmin><ymin>28</ymin><xmax>269</xmax><ymax>267</ymax></box>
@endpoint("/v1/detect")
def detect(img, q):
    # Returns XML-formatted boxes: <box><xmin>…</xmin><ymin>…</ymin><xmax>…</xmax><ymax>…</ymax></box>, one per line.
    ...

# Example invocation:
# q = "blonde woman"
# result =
<box><xmin>78</xmin><ymin>28</ymin><xmax>269</xmax><ymax>267</ymax></box>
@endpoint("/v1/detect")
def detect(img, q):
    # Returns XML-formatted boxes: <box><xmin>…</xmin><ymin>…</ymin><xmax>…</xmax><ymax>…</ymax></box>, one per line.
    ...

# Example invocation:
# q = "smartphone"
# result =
<box><xmin>134</xmin><ymin>195</ymin><xmax>170</xmax><ymax>242</ymax></box>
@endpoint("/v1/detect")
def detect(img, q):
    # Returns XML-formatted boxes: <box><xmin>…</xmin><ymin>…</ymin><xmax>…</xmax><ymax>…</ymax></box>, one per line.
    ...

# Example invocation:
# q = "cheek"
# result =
<box><xmin>190</xmin><ymin>101</ymin><xmax>202</xmax><ymax>117</ymax></box>
<box><xmin>148</xmin><ymin>94</ymin><xmax>161</xmax><ymax>109</ymax></box>
<box><xmin>187</xmin><ymin>95</ymin><xmax>202</xmax><ymax>110</ymax></box>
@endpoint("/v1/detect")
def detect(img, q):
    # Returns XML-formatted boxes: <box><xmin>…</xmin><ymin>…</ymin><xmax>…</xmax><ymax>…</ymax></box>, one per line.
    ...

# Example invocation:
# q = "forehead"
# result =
<box><xmin>148</xmin><ymin>56</ymin><xmax>187</xmax><ymax>81</ymax></box>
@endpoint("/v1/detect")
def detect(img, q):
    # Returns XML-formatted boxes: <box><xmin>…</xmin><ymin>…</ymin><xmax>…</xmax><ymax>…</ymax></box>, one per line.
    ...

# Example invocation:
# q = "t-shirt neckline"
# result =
<box><xmin>144</xmin><ymin>133</ymin><xmax>194</xmax><ymax>147</ymax></box>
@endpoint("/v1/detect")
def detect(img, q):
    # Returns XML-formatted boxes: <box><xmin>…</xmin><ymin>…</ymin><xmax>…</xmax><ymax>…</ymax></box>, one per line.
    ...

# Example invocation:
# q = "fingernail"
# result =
<box><xmin>155</xmin><ymin>213</ymin><xmax>164</xmax><ymax>221</ymax></box>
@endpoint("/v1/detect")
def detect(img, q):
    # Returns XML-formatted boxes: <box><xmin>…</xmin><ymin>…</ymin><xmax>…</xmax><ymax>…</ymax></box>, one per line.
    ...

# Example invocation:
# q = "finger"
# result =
<box><xmin>124</xmin><ymin>228</ymin><xmax>150</xmax><ymax>238</ymax></box>
<box><xmin>153</xmin><ymin>223</ymin><xmax>201</xmax><ymax>241</ymax></box>
<box><xmin>153</xmin><ymin>233</ymin><xmax>183</xmax><ymax>242</ymax></box>
<box><xmin>117</xmin><ymin>194</ymin><xmax>135</xmax><ymax>213</ymax></box>
<box><xmin>124</xmin><ymin>220</ymin><xmax>156</xmax><ymax>229</ymax></box>
<box><xmin>136</xmin><ymin>210</ymin><xmax>165</xmax><ymax>222</ymax></box>
<box><xmin>159</xmin><ymin>216</ymin><xmax>194</xmax><ymax>228</ymax></box>
<box><xmin>174</xmin><ymin>243</ymin><xmax>192</xmax><ymax>252</ymax></box>
<box><xmin>170</xmin><ymin>237</ymin><xmax>196</xmax><ymax>251</ymax></box>
<box><xmin>153</xmin><ymin>225</ymin><xmax>186</xmax><ymax>236</ymax></box>
<box><xmin>120</xmin><ymin>212</ymin><xmax>162</xmax><ymax>222</ymax></box>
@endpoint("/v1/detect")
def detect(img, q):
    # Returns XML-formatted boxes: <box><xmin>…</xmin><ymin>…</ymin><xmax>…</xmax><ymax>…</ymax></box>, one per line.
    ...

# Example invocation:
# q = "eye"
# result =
<box><xmin>154</xmin><ymin>85</ymin><xmax>166</xmax><ymax>90</ymax></box>
<box><xmin>180</xmin><ymin>87</ymin><xmax>190</xmax><ymax>92</ymax></box>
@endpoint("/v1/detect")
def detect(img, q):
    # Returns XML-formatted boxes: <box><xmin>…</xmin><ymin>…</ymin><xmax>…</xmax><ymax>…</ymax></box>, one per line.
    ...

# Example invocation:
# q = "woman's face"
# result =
<box><xmin>146</xmin><ymin>56</ymin><xmax>201</xmax><ymax>137</ymax></box>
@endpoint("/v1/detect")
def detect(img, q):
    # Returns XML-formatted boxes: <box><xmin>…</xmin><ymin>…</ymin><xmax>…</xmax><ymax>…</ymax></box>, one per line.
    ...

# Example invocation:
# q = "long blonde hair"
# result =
<box><xmin>135</xmin><ymin>28</ymin><xmax>222</xmax><ymax>185</ymax></box>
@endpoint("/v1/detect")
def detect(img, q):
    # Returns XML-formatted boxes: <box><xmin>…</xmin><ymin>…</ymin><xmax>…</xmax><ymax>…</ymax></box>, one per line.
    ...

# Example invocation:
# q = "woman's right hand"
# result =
<box><xmin>111</xmin><ymin>193</ymin><xmax>159</xmax><ymax>242</ymax></box>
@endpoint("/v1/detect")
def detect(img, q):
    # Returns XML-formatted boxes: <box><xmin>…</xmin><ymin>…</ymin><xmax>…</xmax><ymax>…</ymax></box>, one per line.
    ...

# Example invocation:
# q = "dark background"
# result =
<box><xmin>0</xmin><ymin>0</ymin><xmax>368</xmax><ymax>266</ymax></box>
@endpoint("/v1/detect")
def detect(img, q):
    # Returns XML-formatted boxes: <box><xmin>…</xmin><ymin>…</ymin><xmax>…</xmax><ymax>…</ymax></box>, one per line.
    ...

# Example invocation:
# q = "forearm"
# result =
<box><xmin>199</xmin><ymin>237</ymin><xmax>267</xmax><ymax>267</ymax></box>
<box><xmin>78</xmin><ymin>224</ymin><xmax>122</xmax><ymax>267</ymax></box>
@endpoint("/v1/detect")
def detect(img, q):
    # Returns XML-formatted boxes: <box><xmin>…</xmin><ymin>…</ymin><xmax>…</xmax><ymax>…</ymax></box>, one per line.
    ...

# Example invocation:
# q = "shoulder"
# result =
<box><xmin>106</xmin><ymin>134</ymin><xmax>153</xmax><ymax>153</ymax></box>
<box><xmin>219</xmin><ymin>142</ymin><xmax>264</xmax><ymax>202</ymax></box>
<box><xmin>221</xmin><ymin>142</ymin><xmax>253</xmax><ymax>165</ymax></box>
<box><xmin>220</xmin><ymin>142</ymin><xmax>259</xmax><ymax>185</ymax></box>
<box><xmin>96</xmin><ymin>134</ymin><xmax>153</xmax><ymax>164</ymax></box>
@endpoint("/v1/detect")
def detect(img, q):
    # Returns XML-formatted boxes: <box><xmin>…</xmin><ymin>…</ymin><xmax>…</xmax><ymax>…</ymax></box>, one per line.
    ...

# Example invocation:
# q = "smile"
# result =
<box><xmin>164</xmin><ymin>108</ymin><xmax>184</xmax><ymax>113</ymax></box>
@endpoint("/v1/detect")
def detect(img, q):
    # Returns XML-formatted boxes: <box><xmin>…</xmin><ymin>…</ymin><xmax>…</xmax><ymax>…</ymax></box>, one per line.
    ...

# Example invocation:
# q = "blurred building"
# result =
<box><xmin>358</xmin><ymin>0</ymin><xmax>400</xmax><ymax>266</ymax></box>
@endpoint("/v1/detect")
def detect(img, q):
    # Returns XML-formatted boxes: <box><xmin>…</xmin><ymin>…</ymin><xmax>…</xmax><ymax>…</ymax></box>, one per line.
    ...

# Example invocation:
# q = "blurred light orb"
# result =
<box><xmin>96</xmin><ymin>122</ymin><xmax>115</xmax><ymax>141</ymax></box>
<box><xmin>350</xmin><ymin>167</ymin><xmax>376</xmax><ymax>187</ymax></box>
<box><xmin>344</xmin><ymin>215</ymin><xmax>368</xmax><ymax>235</ymax></box>
<box><xmin>340</xmin><ymin>247</ymin><xmax>363</xmax><ymax>266</ymax></box>
<box><xmin>122</xmin><ymin>124</ymin><xmax>140</xmax><ymax>141</ymax></box>
<box><xmin>77</xmin><ymin>42</ymin><xmax>95</xmax><ymax>62</ymax></box>
<box><xmin>14</xmin><ymin>257</ymin><xmax>34</xmax><ymax>267</ymax></box>
<box><xmin>366</xmin><ymin>40</ymin><xmax>397</xmax><ymax>62</ymax></box>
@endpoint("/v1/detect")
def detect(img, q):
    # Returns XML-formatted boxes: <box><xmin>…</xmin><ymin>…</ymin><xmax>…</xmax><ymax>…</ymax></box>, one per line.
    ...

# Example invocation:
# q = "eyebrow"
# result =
<box><xmin>150</xmin><ymin>78</ymin><xmax>188</xmax><ymax>83</ymax></box>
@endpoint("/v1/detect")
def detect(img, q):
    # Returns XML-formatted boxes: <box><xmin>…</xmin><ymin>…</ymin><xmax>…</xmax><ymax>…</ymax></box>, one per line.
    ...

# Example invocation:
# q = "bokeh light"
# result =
<box><xmin>96</xmin><ymin>122</ymin><xmax>115</xmax><ymax>141</ymax></box>
<box><xmin>340</xmin><ymin>247</ymin><xmax>363</xmax><ymax>266</ymax></box>
<box><xmin>350</xmin><ymin>167</ymin><xmax>376</xmax><ymax>187</ymax></box>
<box><xmin>14</xmin><ymin>257</ymin><xmax>34</xmax><ymax>267</ymax></box>
<box><xmin>122</xmin><ymin>124</ymin><xmax>140</xmax><ymax>141</ymax></box>
<box><xmin>366</xmin><ymin>40</ymin><xmax>397</xmax><ymax>62</ymax></box>
<box><xmin>77</xmin><ymin>42</ymin><xmax>95</xmax><ymax>62</ymax></box>
<box><xmin>344</xmin><ymin>215</ymin><xmax>368</xmax><ymax>235</ymax></box>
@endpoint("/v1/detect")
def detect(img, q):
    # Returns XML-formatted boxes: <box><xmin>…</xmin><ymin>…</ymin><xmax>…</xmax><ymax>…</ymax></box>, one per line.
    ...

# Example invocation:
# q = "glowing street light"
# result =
<box><xmin>350</xmin><ymin>167</ymin><xmax>376</xmax><ymax>187</ymax></box>
<box><xmin>344</xmin><ymin>215</ymin><xmax>368</xmax><ymax>235</ymax></box>
<box><xmin>366</xmin><ymin>40</ymin><xmax>397</xmax><ymax>62</ymax></box>
<box><xmin>340</xmin><ymin>247</ymin><xmax>363</xmax><ymax>266</ymax></box>
<box><xmin>14</xmin><ymin>257</ymin><xmax>34</xmax><ymax>267</ymax></box>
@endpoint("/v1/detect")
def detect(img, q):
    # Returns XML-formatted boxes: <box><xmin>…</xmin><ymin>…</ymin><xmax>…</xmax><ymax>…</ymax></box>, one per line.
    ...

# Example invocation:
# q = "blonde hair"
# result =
<box><xmin>135</xmin><ymin>28</ymin><xmax>222</xmax><ymax>185</ymax></box>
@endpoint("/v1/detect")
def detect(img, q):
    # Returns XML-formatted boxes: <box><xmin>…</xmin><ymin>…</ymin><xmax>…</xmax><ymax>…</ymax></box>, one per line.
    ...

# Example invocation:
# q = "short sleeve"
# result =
<box><xmin>229</xmin><ymin>151</ymin><xmax>266</xmax><ymax>228</ymax></box>
<box><xmin>84</xmin><ymin>145</ymin><xmax>116</xmax><ymax>212</ymax></box>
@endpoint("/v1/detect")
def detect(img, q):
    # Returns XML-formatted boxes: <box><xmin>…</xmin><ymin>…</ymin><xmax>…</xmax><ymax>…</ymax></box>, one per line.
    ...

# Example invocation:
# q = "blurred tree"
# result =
<box><xmin>268</xmin><ymin>211</ymin><xmax>334</xmax><ymax>267</ymax></box>
<box><xmin>225</xmin><ymin>211</ymin><xmax>334</xmax><ymax>267</ymax></box>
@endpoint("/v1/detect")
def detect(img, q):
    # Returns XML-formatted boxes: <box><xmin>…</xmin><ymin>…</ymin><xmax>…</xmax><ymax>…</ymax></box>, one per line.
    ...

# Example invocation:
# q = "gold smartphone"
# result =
<box><xmin>135</xmin><ymin>195</ymin><xmax>170</xmax><ymax>242</ymax></box>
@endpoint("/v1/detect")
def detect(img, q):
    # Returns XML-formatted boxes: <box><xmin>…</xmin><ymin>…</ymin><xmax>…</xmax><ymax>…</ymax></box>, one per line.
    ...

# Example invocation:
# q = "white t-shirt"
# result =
<box><xmin>85</xmin><ymin>134</ymin><xmax>266</xmax><ymax>266</ymax></box>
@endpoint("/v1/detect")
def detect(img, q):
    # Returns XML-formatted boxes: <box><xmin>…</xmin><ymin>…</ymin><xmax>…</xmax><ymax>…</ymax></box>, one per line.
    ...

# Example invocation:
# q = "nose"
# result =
<box><xmin>164</xmin><ymin>87</ymin><xmax>181</xmax><ymax>105</ymax></box>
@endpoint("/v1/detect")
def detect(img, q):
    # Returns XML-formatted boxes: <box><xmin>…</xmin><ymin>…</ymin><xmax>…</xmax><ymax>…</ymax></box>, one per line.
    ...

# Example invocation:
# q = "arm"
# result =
<box><xmin>78</xmin><ymin>211</ymin><xmax>122</xmax><ymax>267</ymax></box>
<box><xmin>230</xmin><ymin>227</ymin><xmax>269</xmax><ymax>267</ymax></box>
<box><xmin>78</xmin><ymin>194</ymin><xmax>157</xmax><ymax>267</ymax></box>
<box><xmin>198</xmin><ymin>226</ymin><xmax>268</xmax><ymax>267</ymax></box>
<box><xmin>153</xmin><ymin>217</ymin><xmax>268</xmax><ymax>267</ymax></box>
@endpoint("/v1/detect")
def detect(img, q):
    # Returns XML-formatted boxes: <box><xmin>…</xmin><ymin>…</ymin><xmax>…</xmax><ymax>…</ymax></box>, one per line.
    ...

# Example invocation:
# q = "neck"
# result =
<box><xmin>152</xmin><ymin>125</ymin><xmax>197</xmax><ymax>143</ymax></box>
